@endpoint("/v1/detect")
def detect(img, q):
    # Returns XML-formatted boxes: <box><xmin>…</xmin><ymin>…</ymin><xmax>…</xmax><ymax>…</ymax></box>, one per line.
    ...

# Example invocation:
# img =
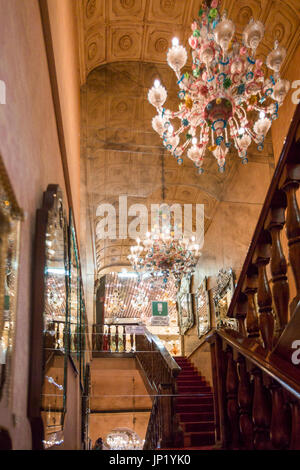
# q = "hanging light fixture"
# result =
<box><xmin>131</xmin><ymin>291</ymin><xmax>149</xmax><ymax>312</ymax></box>
<box><xmin>104</xmin><ymin>288</ymin><xmax>126</xmax><ymax>317</ymax></box>
<box><xmin>148</xmin><ymin>0</ymin><xmax>290</xmax><ymax>173</ymax></box>
<box><xmin>127</xmin><ymin>152</ymin><xmax>201</xmax><ymax>286</ymax></box>
<box><xmin>128</xmin><ymin>229</ymin><xmax>200</xmax><ymax>286</ymax></box>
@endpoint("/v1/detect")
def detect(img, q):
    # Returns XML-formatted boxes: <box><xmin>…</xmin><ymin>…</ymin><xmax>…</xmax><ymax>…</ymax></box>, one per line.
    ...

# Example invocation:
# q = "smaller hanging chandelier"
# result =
<box><xmin>104</xmin><ymin>288</ymin><xmax>126</xmax><ymax>317</ymax></box>
<box><xmin>127</xmin><ymin>227</ymin><xmax>201</xmax><ymax>286</ymax></box>
<box><xmin>148</xmin><ymin>0</ymin><xmax>290</xmax><ymax>173</ymax></box>
<box><xmin>131</xmin><ymin>291</ymin><xmax>149</xmax><ymax>312</ymax></box>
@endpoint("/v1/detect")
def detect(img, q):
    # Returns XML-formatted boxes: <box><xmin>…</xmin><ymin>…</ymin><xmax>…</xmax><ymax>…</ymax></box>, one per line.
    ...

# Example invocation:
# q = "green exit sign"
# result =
<box><xmin>152</xmin><ymin>301</ymin><xmax>168</xmax><ymax>317</ymax></box>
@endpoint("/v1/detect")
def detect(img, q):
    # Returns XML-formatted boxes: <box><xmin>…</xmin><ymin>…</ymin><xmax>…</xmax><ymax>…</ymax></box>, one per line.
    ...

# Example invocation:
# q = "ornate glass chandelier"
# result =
<box><xmin>105</xmin><ymin>428</ymin><xmax>143</xmax><ymax>450</ymax></box>
<box><xmin>104</xmin><ymin>288</ymin><xmax>126</xmax><ymax>317</ymax></box>
<box><xmin>131</xmin><ymin>291</ymin><xmax>149</xmax><ymax>312</ymax></box>
<box><xmin>148</xmin><ymin>0</ymin><xmax>290</xmax><ymax>173</ymax></box>
<box><xmin>127</xmin><ymin>228</ymin><xmax>201</xmax><ymax>286</ymax></box>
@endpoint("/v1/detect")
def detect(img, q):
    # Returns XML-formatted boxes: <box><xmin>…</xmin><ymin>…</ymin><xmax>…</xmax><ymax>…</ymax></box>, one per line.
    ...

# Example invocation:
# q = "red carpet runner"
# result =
<box><xmin>174</xmin><ymin>356</ymin><xmax>216</xmax><ymax>449</ymax></box>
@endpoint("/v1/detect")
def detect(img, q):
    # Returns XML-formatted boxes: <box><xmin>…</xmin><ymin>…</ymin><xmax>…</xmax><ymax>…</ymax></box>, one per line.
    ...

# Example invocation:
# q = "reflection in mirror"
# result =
<box><xmin>40</xmin><ymin>186</ymin><xmax>68</xmax><ymax>449</ymax></box>
<box><xmin>177</xmin><ymin>277</ymin><xmax>194</xmax><ymax>335</ymax></box>
<box><xmin>196</xmin><ymin>277</ymin><xmax>211</xmax><ymax>338</ymax></box>
<box><xmin>213</xmin><ymin>269</ymin><xmax>238</xmax><ymax>330</ymax></box>
<box><xmin>68</xmin><ymin>211</ymin><xmax>80</xmax><ymax>362</ymax></box>
<box><xmin>0</xmin><ymin>156</ymin><xmax>22</xmax><ymax>406</ymax></box>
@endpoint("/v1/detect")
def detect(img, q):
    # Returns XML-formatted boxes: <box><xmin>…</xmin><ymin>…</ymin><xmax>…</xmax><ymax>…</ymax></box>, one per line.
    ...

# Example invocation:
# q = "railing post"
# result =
<box><xmin>158</xmin><ymin>383</ymin><xmax>173</xmax><ymax>448</ymax></box>
<box><xmin>253</xmin><ymin>236</ymin><xmax>274</xmax><ymax>351</ymax></box>
<box><xmin>243</xmin><ymin>271</ymin><xmax>260</xmax><ymax>339</ymax></box>
<box><xmin>265</xmin><ymin>191</ymin><xmax>290</xmax><ymax>332</ymax></box>
<box><xmin>279</xmin><ymin>164</ymin><xmax>300</xmax><ymax>313</ymax></box>
<box><xmin>237</xmin><ymin>354</ymin><xmax>254</xmax><ymax>449</ymax></box>
<box><xmin>225</xmin><ymin>346</ymin><xmax>240</xmax><ymax>449</ymax></box>
<box><xmin>234</xmin><ymin>298</ymin><xmax>247</xmax><ymax>337</ymax></box>
<box><xmin>269</xmin><ymin>381</ymin><xmax>291</xmax><ymax>449</ymax></box>
<box><xmin>290</xmin><ymin>400</ymin><xmax>300</xmax><ymax>450</ymax></box>
<box><xmin>252</xmin><ymin>367</ymin><xmax>271</xmax><ymax>450</ymax></box>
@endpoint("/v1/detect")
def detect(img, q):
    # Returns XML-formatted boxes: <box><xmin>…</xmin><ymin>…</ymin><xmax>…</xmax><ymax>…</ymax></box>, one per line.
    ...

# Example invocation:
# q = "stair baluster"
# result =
<box><xmin>253</xmin><ymin>236</ymin><xmax>274</xmax><ymax>351</ymax></box>
<box><xmin>225</xmin><ymin>347</ymin><xmax>240</xmax><ymax>449</ymax></box>
<box><xmin>237</xmin><ymin>355</ymin><xmax>254</xmax><ymax>449</ymax></box>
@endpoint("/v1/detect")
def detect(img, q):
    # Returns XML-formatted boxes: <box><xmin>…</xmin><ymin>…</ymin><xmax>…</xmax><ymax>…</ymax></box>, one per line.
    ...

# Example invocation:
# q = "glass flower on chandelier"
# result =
<box><xmin>127</xmin><ymin>226</ymin><xmax>201</xmax><ymax>286</ymax></box>
<box><xmin>148</xmin><ymin>0</ymin><xmax>290</xmax><ymax>173</ymax></box>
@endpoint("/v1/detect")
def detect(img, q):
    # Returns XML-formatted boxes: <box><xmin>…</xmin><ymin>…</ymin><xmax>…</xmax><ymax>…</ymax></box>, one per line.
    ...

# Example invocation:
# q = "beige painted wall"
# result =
<box><xmin>183</xmin><ymin>158</ymin><xmax>274</xmax><ymax>358</ymax></box>
<box><xmin>272</xmin><ymin>43</ymin><xmax>300</xmax><ymax>163</ymax></box>
<box><xmin>46</xmin><ymin>0</ymin><xmax>81</xmax><ymax>230</ymax></box>
<box><xmin>90</xmin><ymin>358</ymin><xmax>152</xmax><ymax>412</ymax></box>
<box><xmin>89</xmin><ymin>412</ymin><xmax>150</xmax><ymax>449</ymax></box>
<box><xmin>89</xmin><ymin>357</ymin><xmax>152</xmax><ymax>448</ymax></box>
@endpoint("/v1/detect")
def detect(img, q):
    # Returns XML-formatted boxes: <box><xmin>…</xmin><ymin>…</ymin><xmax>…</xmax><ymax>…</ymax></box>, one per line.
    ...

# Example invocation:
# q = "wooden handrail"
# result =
<box><xmin>143</xmin><ymin>327</ymin><xmax>181</xmax><ymax>377</ymax></box>
<box><xmin>207</xmin><ymin>328</ymin><xmax>300</xmax><ymax>449</ymax></box>
<box><xmin>208</xmin><ymin>329</ymin><xmax>300</xmax><ymax>400</ymax></box>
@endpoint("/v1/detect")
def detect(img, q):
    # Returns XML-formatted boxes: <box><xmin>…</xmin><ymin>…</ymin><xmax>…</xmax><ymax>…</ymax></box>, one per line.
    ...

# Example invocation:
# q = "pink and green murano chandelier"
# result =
<box><xmin>148</xmin><ymin>0</ymin><xmax>290</xmax><ymax>173</ymax></box>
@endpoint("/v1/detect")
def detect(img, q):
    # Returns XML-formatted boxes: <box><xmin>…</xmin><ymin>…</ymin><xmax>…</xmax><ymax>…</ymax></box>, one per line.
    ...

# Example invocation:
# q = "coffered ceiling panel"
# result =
<box><xmin>77</xmin><ymin>0</ymin><xmax>300</xmax><ymax>84</ymax></box>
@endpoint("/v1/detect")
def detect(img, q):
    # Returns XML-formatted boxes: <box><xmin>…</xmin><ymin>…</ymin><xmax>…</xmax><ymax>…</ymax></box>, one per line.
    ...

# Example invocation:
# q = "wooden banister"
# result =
<box><xmin>208</xmin><ymin>328</ymin><xmax>300</xmax><ymax>449</ymax></box>
<box><xmin>206</xmin><ymin>104</ymin><xmax>300</xmax><ymax>450</ymax></box>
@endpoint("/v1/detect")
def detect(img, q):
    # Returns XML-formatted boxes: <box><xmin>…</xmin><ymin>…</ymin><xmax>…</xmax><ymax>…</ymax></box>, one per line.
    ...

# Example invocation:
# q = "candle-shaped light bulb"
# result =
<box><xmin>172</xmin><ymin>37</ymin><xmax>179</xmax><ymax>47</ymax></box>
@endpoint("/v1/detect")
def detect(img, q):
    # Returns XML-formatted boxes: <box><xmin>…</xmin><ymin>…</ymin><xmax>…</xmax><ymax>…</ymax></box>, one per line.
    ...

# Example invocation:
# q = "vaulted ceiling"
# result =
<box><xmin>77</xmin><ymin>0</ymin><xmax>300</xmax><ymax>276</ymax></box>
<box><xmin>77</xmin><ymin>0</ymin><xmax>300</xmax><ymax>84</ymax></box>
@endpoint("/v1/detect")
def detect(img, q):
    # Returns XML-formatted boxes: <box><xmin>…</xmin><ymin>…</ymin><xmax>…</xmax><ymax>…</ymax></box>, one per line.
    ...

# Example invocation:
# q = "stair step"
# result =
<box><xmin>188</xmin><ymin>432</ymin><xmax>215</xmax><ymax>447</ymax></box>
<box><xmin>177</xmin><ymin>380</ymin><xmax>208</xmax><ymax>387</ymax></box>
<box><xmin>177</xmin><ymin>386</ymin><xmax>212</xmax><ymax>394</ymax></box>
<box><xmin>177</xmin><ymin>366</ymin><xmax>193</xmax><ymax>370</ymax></box>
<box><xmin>176</xmin><ymin>403</ymin><xmax>214</xmax><ymax>413</ymax></box>
<box><xmin>183</xmin><ymin>421</ymin><xmax>215</xmax><ymax>433</ymax></box>
<box><xmin>178</xmin><ymin>373</ymin><xmax>201</xmax><ymax>379</ymax></box>
<box><xmin>179</xmin><ymin>412</ymin><xmax>215</xmax><ymax>423</ymax></box>
<box><xmin>176</xmin><ymin>396</ymin><xmax>214</xmax><ymax>406</ymax></box>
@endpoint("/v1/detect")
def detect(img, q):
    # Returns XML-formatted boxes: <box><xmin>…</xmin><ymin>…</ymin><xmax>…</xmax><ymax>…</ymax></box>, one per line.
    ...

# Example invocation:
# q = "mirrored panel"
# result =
<box><xmin>0</xmin><ymin>156</ymin><xmax>22</xmax><ymax>406</ymax></box>
<box><xmin>196</xmin><ymin>277</ymin><xmax>211</xmax><ymax>338</ymax></box>
<box><xmin>68</xmin><ymin>210</ymin><xmax>80</xmax><ymax>363</ymax></box>
<box><xmin>177</xmin><ymin>293</ymin><xmax>194</xmax><ymax>335</ymax></box>
<box><xmin>213</xmin><ymin>269</ymin><xmax>238</xmax><ymax>330</ymax></box>
<box><xmin>37</xmin><ymin>186</ymin><xmax>68</xmax><ymax>449</ymax></box>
